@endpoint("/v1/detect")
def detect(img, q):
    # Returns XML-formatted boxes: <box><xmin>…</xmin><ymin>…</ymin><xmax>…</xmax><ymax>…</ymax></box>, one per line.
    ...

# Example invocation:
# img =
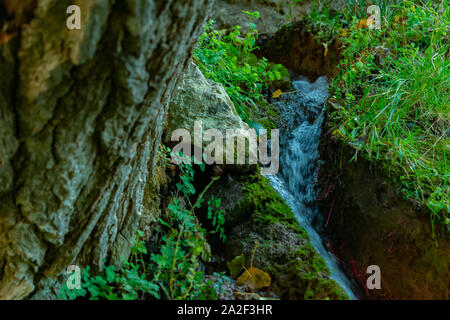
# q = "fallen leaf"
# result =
<box><xmin>272</xmin><ymin>89</ymin><xmax>283</xmax><ymax>98</ymax></box>
<box><xmin>237</xmin><ymin>267</ymin><xmax>271</xmax><ymax>290</ymax></box>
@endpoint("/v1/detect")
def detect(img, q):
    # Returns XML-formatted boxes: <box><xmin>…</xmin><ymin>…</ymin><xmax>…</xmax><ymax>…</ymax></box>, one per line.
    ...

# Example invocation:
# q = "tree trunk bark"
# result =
<box><xmin>0</xmin><ymin>0</ymin><xmax>213</xmax><ymax>299</ymax></box>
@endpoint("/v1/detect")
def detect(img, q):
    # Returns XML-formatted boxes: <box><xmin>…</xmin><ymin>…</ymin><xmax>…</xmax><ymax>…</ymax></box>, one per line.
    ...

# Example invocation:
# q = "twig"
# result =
<box><xmin>325</xmin><ymin>196</ymin><xmax>336</xmax><ymax>228</ymax></box>
<box><xmin>250</xmin><ymin>240</ymin><xmax>259</xmax><ymax>268</ymax></box>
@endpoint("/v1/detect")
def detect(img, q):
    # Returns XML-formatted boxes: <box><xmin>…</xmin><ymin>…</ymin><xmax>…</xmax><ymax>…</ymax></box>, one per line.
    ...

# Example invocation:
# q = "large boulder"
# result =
<box><xmin>163</xmin><ymin>62</ymin><xmax>259</xmax><ymax>171</ymax></box>
<box><xmin>164</xmin><ymin>62</ymin><xmax>249</xmax><ymax>143</ymax></box>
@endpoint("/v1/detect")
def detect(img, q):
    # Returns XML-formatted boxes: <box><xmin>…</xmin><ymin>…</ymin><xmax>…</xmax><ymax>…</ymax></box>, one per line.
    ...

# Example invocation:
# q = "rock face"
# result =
<box><xmin>212</xmin><ymin>0</ymin><xmax>311</xmax><ymax>34</ymax></box>
<box><xmin>318</xmin><ymin>139</ymin><xmax>450</xmax><ymax>300</ymax></box>
<box><xmin>0</xmin><ymin>0</ymin><xmax>213</xmax><ymax>299</ymax></box>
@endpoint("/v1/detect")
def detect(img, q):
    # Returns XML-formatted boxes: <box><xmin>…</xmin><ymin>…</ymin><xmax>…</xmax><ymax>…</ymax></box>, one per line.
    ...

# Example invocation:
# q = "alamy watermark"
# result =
<box><xmin>170</xmin><ymin>121</ymin><xmax>280</xmax><ymax>175</ymax></box>
<box><xmin>366</xmin><ymin>265</ymin><xmax>381</xmax><ymax>290</ymax></box>
<box><xmin>66</xmin><ymin>265</ymin><xmax>81</xmax><ymax>290</ymax></box>
<box><xmin>367</xmin><ymin>5</ymin><xmax>382</xmax><ymax>30</ymax></box>
<box><xmin>66</xmin><ymin>5</ymin><xmax>81</xmax><ymax>30</ymax></box>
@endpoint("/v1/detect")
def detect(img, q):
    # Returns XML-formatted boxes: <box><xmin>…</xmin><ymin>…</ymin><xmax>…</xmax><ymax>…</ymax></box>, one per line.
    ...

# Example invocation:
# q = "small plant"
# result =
<box><xmin>206</xmin><ymin>196</ymin><xmax>226</xmax><ymax>243</ymax></box>
<box><xmin>194</xmin><ymin>12</ymin><xmax>283</xmax><ymax>122</ymax></box>
<box><xmin>58</xmin><ymin>146</ymin><xmax>229</xmax><ymax>300</ymax></box>
<box><xmin>58</xmin><ymin>231</ymin><xmax>159</xmax><ymax>300</ymax></box>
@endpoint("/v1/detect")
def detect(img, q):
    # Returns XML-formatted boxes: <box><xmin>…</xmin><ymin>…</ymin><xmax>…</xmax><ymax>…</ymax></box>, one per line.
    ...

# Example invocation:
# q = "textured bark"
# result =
<box><xmin>0</xmin><ymin>0</ymin><xmax>213</xmax><ymax>299</ymax></box>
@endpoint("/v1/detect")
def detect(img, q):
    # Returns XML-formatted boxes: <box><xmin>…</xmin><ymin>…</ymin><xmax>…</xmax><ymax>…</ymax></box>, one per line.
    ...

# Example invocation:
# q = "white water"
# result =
<box><xmin>266</xmin><ymin>76</ymin><xmax>358</xmax><ymax>300</ymax></box>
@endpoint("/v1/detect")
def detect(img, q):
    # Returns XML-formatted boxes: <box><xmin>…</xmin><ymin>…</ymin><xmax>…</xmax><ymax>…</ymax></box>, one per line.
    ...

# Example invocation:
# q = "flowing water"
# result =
<box><xmin>266</xmin><ymin>76</ymin><xmax>359</xmax><ymax>300</ymax></box>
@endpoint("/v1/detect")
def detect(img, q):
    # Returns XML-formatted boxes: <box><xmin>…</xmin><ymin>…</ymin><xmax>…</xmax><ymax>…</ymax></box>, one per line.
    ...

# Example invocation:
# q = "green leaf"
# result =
<box><xmin>226</xmin><ymin>254</ymin><xmax>245</xmax><ymax>278</ymax></box>
<box><xmin>105</xmin><ymin>265</ymin><xmax>116</xmax><ymax>283</ymax></box>
<box><xmin>275</xmin><ymin>71</ymin><xmax>281</xmax><ymax>80</ymax></box>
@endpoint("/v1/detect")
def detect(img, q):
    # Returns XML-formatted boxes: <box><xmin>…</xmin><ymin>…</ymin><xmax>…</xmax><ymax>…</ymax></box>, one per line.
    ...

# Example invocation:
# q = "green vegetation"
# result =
<box><xmin>59</xmin><ymin>147</ymin><xmax>228</xmax><ymax>300</ymax></box>
<box><xmin>194</xmin><ymin>12</ymin><xmax>284</xmax><ymax>123</ymax></box>
<box><xmin>307</xmin><ymin>0</ymin><xmax>449</xmax><ymax>230</ymax></box>
<box><xmin>192</xmin><ymin>10</ymin><xmax>349</xmax><ymax>299</ymax></box>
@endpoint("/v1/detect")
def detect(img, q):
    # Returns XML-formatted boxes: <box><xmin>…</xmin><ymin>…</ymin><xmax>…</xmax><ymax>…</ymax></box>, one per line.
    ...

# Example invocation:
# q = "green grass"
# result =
<box><xmin>306</xmin><ymin>0</ymin><xmax>449</xmax><ymax>229</ymax></box>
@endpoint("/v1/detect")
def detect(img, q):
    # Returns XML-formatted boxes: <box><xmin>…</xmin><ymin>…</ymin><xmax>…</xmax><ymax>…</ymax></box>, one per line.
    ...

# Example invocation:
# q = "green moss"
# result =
<box><xmin>236</xmin><ymin>172</ymin><xmax>305</xmax><ymax>235</ymax></box>
<box><xmin>273</xmin><ymin>244</ymin><xmax>348</xmax><ymax>300</ymax></box>
<box><xmin>247</xmin><ymin>99</ymin><xmax>281</xmax><ymax>139</ymax></box>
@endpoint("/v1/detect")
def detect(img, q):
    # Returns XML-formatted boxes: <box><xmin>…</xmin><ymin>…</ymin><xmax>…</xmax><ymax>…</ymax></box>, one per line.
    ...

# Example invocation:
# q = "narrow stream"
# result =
<box><xmin>266</xmin><ymin>76</ymin><xmax>359</xmax><ymax>300</ymax></box>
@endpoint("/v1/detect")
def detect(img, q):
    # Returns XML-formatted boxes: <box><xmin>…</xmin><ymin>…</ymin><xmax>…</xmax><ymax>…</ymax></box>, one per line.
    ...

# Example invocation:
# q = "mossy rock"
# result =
<box><xmin>220</xmin><ymin>171</ymin><xmax>348</xmax><ymax>300</ymax></box>
<box><xmin>235</xmin><ymin>172</ymin><xmax>304</xmax><ymax>234</ymax></box>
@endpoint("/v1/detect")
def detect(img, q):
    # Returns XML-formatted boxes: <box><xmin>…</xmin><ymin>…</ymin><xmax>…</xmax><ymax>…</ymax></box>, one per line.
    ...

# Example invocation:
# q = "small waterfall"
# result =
<box><xmin>266</xmin><ymin>76</ymin><xmax>359</xmax><ymax>300</ymax></box>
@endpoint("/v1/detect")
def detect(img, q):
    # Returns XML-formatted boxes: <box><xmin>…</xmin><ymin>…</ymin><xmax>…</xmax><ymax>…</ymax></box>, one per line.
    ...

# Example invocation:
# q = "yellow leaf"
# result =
<box><xmin>237</xmin><ymin>267</ymin><xmax>271</xmax><ymax>290</ymax></box>
<box><xmin>272</xmin><ymin>89</ymin><xmax>283</xmax><ymax>98</ymax></box>
<box><xmin>333</xmin><ymin>128</ymin><xmax>343</xmax><ymax>137</ymax></box>
<box><xmin>359</xmin><ymin>19</ymin><xmax>367</xmax><ymax>28</ymax></box>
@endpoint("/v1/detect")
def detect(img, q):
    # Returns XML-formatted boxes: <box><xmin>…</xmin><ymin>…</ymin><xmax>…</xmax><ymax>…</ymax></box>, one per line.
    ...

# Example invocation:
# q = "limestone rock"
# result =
<box><xmin>199</xmin><ymin>172</ymin><xmax>348</xmax><ymax>299</ymax></box>
<box><xmin>164</xmin><ymin>62</ymin><xmax>259</xmax><ymax>169</ymax></box>
<box><xmin>164</xmin><ymin>62</ymin><xmax>250</xmax><ymax>144</ymax></box>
